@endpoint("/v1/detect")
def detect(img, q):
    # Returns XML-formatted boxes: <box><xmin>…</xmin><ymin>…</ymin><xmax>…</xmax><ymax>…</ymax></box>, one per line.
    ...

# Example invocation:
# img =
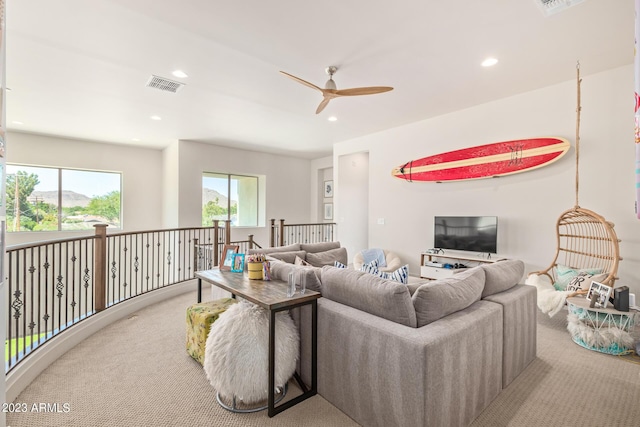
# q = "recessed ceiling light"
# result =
<box><xmin>132</xmin><ymin>138</ymin><xmax>140</xmax><ymax>142</ymax></box>
<box><xmin>150</xmin><ymin>115</ymin><xmax>162</xmax><ymax>121</ymax></box>
<box><xmin>328</xmin><ymin>116</ymin><xmax>337</xmax><ymax>122</ymax></box>
<box><xmin>172</xmin><ymin>70</ymin><xmax>188</xmax><ymax>78</ymax></box>
<box><xmin>482</xmin><ymin>58</ymin><xmax>499</xmax><ymax>67</ymax></box>
<box><xmin>12</xmin><ymin>121</ymin><xmax>24</xmax><ymax>125</ymax></box>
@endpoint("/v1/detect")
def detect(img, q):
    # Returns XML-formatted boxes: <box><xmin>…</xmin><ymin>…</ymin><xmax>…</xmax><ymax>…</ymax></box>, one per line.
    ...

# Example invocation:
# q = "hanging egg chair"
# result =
<box><xmin>527</xmin><ymin>64</ymin><xmax>622</xmax><ymax>316</ymax></box>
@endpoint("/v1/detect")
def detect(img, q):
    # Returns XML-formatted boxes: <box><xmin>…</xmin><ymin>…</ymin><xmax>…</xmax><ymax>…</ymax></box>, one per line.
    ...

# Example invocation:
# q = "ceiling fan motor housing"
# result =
<box><xmin>325</xmin><ymin>66</ymin><xmax>338</xmax><ymax>90</ymax></box>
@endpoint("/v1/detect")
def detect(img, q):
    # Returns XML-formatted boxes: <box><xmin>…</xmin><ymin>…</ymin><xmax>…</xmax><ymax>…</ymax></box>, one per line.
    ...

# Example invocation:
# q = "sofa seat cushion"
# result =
<box><xmin>412</xmin><ymin>267</ymin><xmax>485</xmax><ymax>327</ymax></box>
<box><xmin>481</xmin><ymin>259</ymin><xmax>525</xmax><ymax>298</ymax></box>
<box><xmin>300</xmin><ymin>241</ymin><xmax>341</xmax><ymax>253</ymax></box>
<box><xmin>269</xmin><ymin>259</ymin><xmax>323</xmax><ymax>293</ymax></box>
<box><xmin>321</xmin><ymin>266</ymin><xmax>417</xmax><ymax>327</ymax></box>
<box><xmin>306</xmin><ymin>247</ymin><xmax>348</xmax><ymax>267</ymax></box>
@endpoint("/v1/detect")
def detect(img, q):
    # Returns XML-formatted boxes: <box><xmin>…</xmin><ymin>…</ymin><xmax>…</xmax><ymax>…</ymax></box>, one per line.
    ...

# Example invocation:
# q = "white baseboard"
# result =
<box><xmin>6</xmin><ymin>280</ymin><xmax>198</xmax><ymax>402</ymax></box>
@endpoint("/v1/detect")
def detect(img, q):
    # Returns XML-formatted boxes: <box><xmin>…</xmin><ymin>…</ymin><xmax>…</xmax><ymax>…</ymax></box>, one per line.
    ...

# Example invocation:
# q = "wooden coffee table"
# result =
<box><xmin>195</xmin><ymin>268</ymin><xmax>320</xmax><ymax>417</ymax></box>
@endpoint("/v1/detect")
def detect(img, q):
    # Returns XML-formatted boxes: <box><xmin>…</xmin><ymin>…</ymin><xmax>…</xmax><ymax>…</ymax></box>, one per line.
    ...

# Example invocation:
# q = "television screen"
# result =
<box><xmin>434</xmin><ymin>216</ymin><xmax>498</xmax><ymax>254</ymax></box>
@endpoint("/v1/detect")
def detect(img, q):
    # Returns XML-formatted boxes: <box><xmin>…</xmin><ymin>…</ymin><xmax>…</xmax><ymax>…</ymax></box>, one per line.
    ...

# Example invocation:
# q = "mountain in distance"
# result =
<box><xmin>202</xmin><ymin>188</ymin><xmax>237</xmax><ymax>207</ymax></box>
<box><xmin>31</xmin><ymin>190</ymin><xmax>92</xmax><ymax>208</ymax></box>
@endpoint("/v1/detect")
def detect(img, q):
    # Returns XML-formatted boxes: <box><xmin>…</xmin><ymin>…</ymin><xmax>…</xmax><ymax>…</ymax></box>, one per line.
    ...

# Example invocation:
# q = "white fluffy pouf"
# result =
<box><xmin>203</xmin><ymin>299</ymin><xmax>299</xmax><ymax>404</ymax></box>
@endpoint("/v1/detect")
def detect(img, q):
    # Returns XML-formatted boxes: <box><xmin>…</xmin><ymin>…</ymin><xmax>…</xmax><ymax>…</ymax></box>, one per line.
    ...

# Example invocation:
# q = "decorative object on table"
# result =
<box><xmin>262</xmin><ymin>261</ymin><xmax>271</xmax><ymax>281</ymax></box>
<box><xmin>614</xmin><ymin>286</ymin><xmax>630</xmax><ymax>312</ymax></box>
<box><xmin>323</xmin><ymin>203</ymin><xmax>333</xmax><ymax>220</ymax></box>
<box><xmin>280</xmin><ymin>66</ymin><xmax>393</xmax><ymax>114</ymax></box>
<box><xmin>220</xmin><ymin>244</ymin><xmax>240</xmax><ymax>271</ymax></box>
<box><xmin>299</xmin><ymin>273</ymin><xmax>306</xmax><ymax>294</ymax></box>
<box><xmin>586</xmin><ymin>281</ymin><xmax>612</xmax><ymax>309</ymax></box>
<box><xmin>391</xmin><ymin>137</ymin><xmax>570</xmax><ymax>182</ymax></box>
<box><xmin>323</xmin><ymin>180</ymin><xmax>334</xmax><ymax>197</ymax></box>
<box><xmin>526</xmin><ymin>63</ymin><xmax>622</xmax><ymax>317</ymax></box>
<box><xmin>287</xmin><ymin>271</ymin><xmax>296</xmax><ymax>297</ymax></box>
<box><xmin>246</xmin><ymin>253</ymin><xmax>266</xmax><ymax>280</ymax></box>
<box><xmin>231</xmin><ymin>253</ymin><xmax>245</xmax><ymax>273</ymax></box>
<box><xmin>589</xmin><ymin>290</ymin><xmax>598</xmax><ymax>308</ymax></box>
<box><xmin>203</xmin><ymin>300</ymin><xmax>299</xmax><ymax>412</ymax></box>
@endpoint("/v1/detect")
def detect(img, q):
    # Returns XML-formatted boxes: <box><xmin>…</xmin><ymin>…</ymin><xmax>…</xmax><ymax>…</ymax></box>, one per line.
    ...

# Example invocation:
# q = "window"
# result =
<box><xmin>6</xmin><ymin>164</ymin><xmax>122</xmax><ymax>232</ymax></box>
<box><xmin>202</xmin><ymin>173</ymin><xmax>259</xmax><ymax>227</ymax></box>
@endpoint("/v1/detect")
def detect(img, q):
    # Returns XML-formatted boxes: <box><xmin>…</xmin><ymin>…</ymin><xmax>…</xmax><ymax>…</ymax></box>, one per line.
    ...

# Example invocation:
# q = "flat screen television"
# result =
<box><xmin>434</xmin><ymin>216</ymin><xmax>498</xmax><ymax>254</ymax></box>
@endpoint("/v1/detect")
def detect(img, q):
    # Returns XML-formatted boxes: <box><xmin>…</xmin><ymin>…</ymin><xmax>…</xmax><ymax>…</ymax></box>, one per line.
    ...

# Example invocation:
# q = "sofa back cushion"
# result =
<box><xmin>306</xmin><ymin>247</ymin><xmax>348</xmax><ymax>267</ymax></box>
<box><xmin>412</xmin><ymin>267</ymin><xmax>485</xmax><ymax>327</ymax></box>
<box><xmin>247</xmin><ymin>243</ymin><xmax>301</xmax><ymax>255</ymax></box>
<box><xmin>266</xmin><ymin>250</ymin><xmax>307</xmax><ymax>264</ymax></box>
<box><xmin>321</xmin><ymin>266</ymin><xmax>417</xmax><ymax>327</ymax></box>
<box><xmin>480</xmin><ymin>260</ymin><xmax>524</xmax><ymax>298</ymax></box>
<box><xmin>300</xmin><ymin>241</ymin><xmax>341</xmax><ymax>253</ymax></box>
<box><xmin>269</xmin><ymin>260</ymin><xmax>323</xmax><ymax>293</ymax></box>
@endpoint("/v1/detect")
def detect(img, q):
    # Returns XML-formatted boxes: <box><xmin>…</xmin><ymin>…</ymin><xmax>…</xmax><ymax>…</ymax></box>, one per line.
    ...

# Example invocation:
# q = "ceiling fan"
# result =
<box><xmin>280</xmin><ymin>66</ymin><xmax>393</xmax><ymax>114</ymax></box>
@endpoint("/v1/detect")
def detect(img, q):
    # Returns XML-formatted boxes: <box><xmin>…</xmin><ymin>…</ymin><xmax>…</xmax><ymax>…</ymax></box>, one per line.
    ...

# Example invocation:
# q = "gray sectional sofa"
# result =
<box><xmin>256</xmin><ymin>243</ymin><xmax>537</xmax><ymax>427</ymax></box>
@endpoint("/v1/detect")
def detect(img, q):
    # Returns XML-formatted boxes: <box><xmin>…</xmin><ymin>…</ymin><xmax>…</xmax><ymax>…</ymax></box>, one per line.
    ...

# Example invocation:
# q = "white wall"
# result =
<box><xmin>5</xmin><ymin>132</ymin><xmax>164</xmax><ymax>246</ymax></box>
<box><xmin>4</xmin><ymin>133</ymin><xmax>313</xmax><ymax>249</ymax></box>
<box><xmin>162</xmin><ymin>141</ymin><xmax>180</xmax><ymax>228</ymax></box>
<box><xmin>334</xmin><ymin>65</ymin><xmax>640</xmax><ymax>296</ymax></box>
<box><xmin>336</xmin><ymin>152</ymin><xmax>369</xmax><ymax>258</ymax></box>
<box><xmin>170</xmin><ymin>140</ymin><xmax>312</xmax><ymax>246</ymax></box>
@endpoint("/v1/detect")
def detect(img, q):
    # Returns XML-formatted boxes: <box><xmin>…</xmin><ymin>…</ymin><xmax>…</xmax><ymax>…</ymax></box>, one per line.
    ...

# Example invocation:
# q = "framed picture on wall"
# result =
<box><xmin>323</xmin><ymin>180</ymin><xmax>334</xmax><ymax>198</ymax></box>
<box><xmin>324</xmin><ymin>203</ymin><xmax>333</xmax><ymax>220</ymax></box>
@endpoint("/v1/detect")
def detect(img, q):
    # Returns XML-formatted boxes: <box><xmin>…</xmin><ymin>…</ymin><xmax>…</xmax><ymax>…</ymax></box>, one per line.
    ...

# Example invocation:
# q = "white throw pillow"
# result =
<box><xmin>566</xmin><ymin>272</ymin><xmax>607</xmax><ymax>292</ymax></box>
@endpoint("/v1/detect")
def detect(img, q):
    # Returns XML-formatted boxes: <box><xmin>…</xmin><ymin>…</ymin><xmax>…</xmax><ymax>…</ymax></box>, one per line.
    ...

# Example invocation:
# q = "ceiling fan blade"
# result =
<box><xmin>315</xmin><ymin>98</ymin><xmax>331</xmax><ymax>114</ymax></box>
<box><xmin>334</xmin><ymin>86</ymin><xmax>394</xmax><ymax>97</ymax></box>
<box><xmin>280</xmin><ymin>71</ymin><xmax>322</xmax><ymax>92</ymax></box>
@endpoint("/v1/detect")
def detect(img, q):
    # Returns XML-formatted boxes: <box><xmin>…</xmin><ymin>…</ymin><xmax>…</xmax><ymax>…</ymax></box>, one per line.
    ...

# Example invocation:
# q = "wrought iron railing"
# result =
<box><xmin>5</xmin><ymin>218</ymin><xmax>332</xmax><ymax>373</ymax></box>
<box><xmin>4</xmin><ymin>220</ymin><xmax>254</xmax><ymax>373</ymax></box>
<box><xmin>269</xmin><ymin>219</ymin><xmax>336</xmax><ymax>247</ymax></box>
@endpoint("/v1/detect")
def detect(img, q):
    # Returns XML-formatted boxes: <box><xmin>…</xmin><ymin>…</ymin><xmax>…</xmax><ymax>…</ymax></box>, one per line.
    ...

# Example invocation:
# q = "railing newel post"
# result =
<box><xmin>193</xmin><ymin>237</ymin><xmax>199</xmax><ymax>273</ymax></box>
<box><xmin>213</xmin><ymin>220</ymin><xmax>220</xmax><ymax>266</ymax></box>
<box><xmin>248</xmin><ymin>234</ymin><xmax>254</xmax><ymax>249</ymax></box>
<box><xmin>269</xmin><ymin>219</ymin><xmax>275</xmax><ymax>247</ymax></box>
<box><xmin>225</xmin><ymin>220</ymin><xmax>231</xmax><ymax>245</ymax></box>
<box><xmin>279</xmin><ymin>219</ymin><xmax>285</xmax><ymax>247</ymax></box>
<box><xmin>93</xmin><ymin>224</ymin><xmax>108</xmax><ymax>312</ymax></box>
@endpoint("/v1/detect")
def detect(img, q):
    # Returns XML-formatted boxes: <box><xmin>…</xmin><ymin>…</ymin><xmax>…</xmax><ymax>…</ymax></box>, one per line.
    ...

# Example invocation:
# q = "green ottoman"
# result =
<box><xmin>186</xmin><ymin>298</ymin><xmax>236</xmax><ymax>365</ymax></box>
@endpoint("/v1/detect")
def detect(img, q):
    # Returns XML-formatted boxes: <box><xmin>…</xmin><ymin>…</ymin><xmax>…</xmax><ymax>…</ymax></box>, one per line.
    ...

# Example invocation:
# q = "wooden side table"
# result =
<box><xmin>195</xmin><ymin>268</ymin><xmax>320</xmax><ymax>417</ymax></box>
<box><xmin>566</xmin><ymin>296</ymin><xmax>638</xmax><ymax>355</ymax></box>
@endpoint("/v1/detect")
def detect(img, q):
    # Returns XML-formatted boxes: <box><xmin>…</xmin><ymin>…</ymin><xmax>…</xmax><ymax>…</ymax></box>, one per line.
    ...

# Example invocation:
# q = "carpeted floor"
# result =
<box><xmin>6</xmin><ymin>290</ymin><xmax>640</xmax><ymax>427</ymax></box>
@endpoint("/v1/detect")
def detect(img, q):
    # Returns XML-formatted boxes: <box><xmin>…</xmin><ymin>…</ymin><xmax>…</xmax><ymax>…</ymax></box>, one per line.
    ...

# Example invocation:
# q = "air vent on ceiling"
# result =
<box><xmin>145</xmin><ymin>75</ymin><xmax>185</xmax><ymax>93</ymax></box>
<box><xmin>536</xmin><ymin>0</ymin><xmax>586</xmax><ymax>16</ymax></box>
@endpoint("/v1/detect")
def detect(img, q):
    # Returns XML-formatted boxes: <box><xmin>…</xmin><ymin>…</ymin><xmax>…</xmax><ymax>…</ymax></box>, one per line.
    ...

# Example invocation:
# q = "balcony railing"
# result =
<box><xmin>5</xmin><ymin>218</ymin><xmax>332</xmax><ymax>374</ymax></box>
<box><xmin>4</xmin><ymin>220</ymin><xmax>244</xmax><ymax>373</ymax></box>
<box><xmin>269</xmin><ymin>219</ymin><xmax>336</xmax><ymax>247</ymax></box>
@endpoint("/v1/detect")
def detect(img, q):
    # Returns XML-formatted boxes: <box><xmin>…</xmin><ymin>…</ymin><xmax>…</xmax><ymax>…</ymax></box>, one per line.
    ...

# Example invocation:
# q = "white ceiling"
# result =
<box><xmin>5</xmin><ymin>0</ymin><xmax>633</xmax><ymax>159</ymax></box>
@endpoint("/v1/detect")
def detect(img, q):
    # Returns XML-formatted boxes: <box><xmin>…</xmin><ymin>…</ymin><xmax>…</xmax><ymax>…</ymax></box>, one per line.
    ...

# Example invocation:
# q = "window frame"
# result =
<box><xmin>202</xmin><ymin>172</ymin><xmax>260</xmax><ymax>227</ymax></box>
<box><xmin>5</xmin><ymin>163</ymin><xmax>122</xmax><ymax>233</ymax></box>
